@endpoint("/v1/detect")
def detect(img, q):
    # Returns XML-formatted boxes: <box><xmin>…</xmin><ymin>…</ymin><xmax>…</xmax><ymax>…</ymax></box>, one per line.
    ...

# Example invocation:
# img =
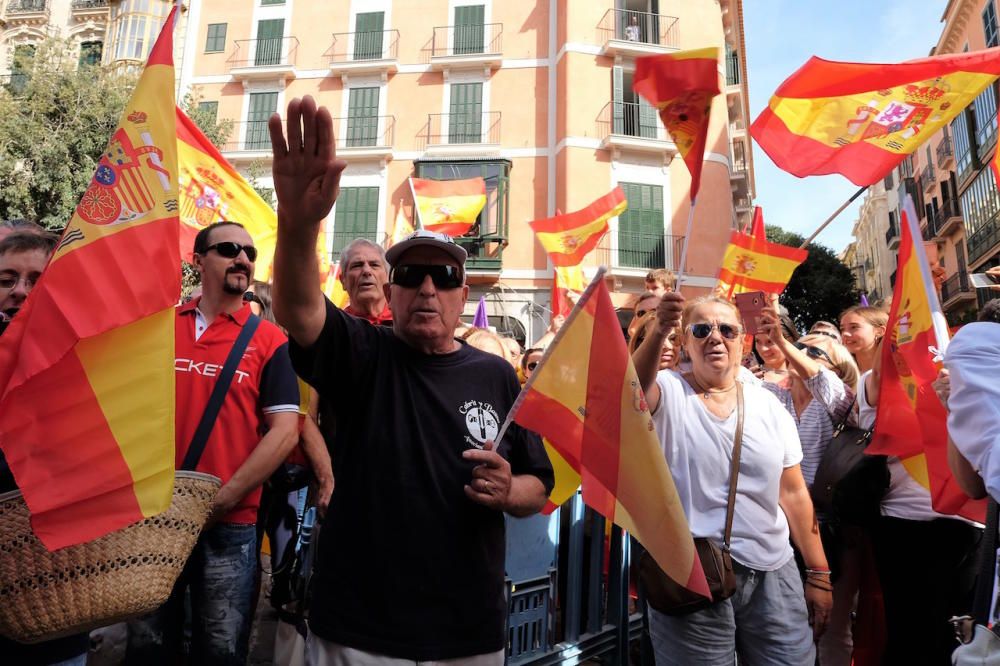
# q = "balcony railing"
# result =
<box><xmin>968</xmin><ymin>211</ymin><xmax>1000</xmax><ymax>265</ymax></box>
<box><xmin>596</xmin><ymin>101</ymin><xmax>668</xmax><ymax>142</ymax></box>
<box><xmin>596</xmin><ymin>9</ymin><xmax>679</xmax><ymax>49</ymax></box>
<box><xmin>595</xmin><ymin>232</ymin><xmax>685</xmax><ymax>271</ymax></box>
<box><xmin>220</xmin><ymin>120</ymin><xmax>277</xmax><ymax>153</ymax></box>
<box><xmin>228</xmin><ymin>37</ymin><xmax>299</xmax><ymax>70</ymax></box>
<box><xmin>941</xmin><ymin>271</ymin><xmax>973</xmax><ymax>304</ymax></box>
<box><xmin>6</xmin><ymin>0</ymin><xmax>47</xmax><ymax>13</ymax></box>
<box><xmin>328</xmin><ymin>29</ymin><xmax>399</xmax><ymax>63</ymax></box>
<box><xmin>329</xmin><ymin>230</ymin><xmax>379</xmax><ymax>263</ymax></box>
<box><xmin>920</xmin><ymin>164</ymin><xmax>935</xmax><ymax>191</ymax></box>
<box><xmin>430</xmin><ymin>22</ymin><xmax>502</xmax><ymax>57</ymax></box>
<box><xmin>71</xmin><ymin>0</ymin><xmax>108</xmax><ymax>8</ymax></box>
<box><xmin>934</xmin><ymin>198</ymin><xmax>963</xmax><ymax>237</ymax></box>
<box><xmin>725</xmin><ymin>46</ymin><xmax>740</xmax><ymax>87</ymax></box>
<box><xmin>936</xmin><ymin>135</ymin><xmax>953</xmax><ymax>169</ymax></box>
<box><xmin>333</xmin><ymin>115</ymin><xmax>395</xmax><ymax>148</ymax></box>
<box><xmin>731</xmin><ymin>139</ymin><xmax>748</xmax><ymax>177</ymax></box>
<box><xmin>426</xmin><ymin>111</ymin><xmax>501</xmax><ymax>146</ymax></box>
<box><xmin>885</xmin><ymin>217</ymin><xmax>900</xmax><ymax>246</ymax></box>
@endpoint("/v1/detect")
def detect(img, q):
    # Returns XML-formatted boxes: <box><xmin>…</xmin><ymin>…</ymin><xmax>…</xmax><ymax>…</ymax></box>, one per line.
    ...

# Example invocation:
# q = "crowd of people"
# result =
<box><xmin>3</xmin><ymin>94</ymin><xmax>1000</xmax><ymax>666</ymax></box>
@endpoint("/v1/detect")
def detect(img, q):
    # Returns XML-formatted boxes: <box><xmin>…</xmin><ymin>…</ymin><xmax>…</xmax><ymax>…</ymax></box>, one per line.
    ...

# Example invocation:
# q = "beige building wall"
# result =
<box><xmin>850</xmin><ymin>179</ymin><xmax>896</xmax><ymax>304</ymax></box>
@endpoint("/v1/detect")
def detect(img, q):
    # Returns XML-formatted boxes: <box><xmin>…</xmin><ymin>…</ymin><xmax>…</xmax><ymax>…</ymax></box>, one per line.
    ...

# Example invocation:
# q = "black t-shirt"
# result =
<box><xmin>290</xmin><ymin>299</ymin><xmax>554</xmax><ymax>661</ymax></box>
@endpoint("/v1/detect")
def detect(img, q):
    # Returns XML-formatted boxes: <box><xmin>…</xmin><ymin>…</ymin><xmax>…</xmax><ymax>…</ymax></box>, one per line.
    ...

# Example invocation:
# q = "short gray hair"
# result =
<box><xmin>340</xmin><ymin>238</ymin><xmax>388</xmax><ymax>272</ymax></box>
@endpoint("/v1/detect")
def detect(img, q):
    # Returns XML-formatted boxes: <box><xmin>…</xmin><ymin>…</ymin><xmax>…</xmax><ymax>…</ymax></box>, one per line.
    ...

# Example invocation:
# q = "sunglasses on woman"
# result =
<box><xmin>389</xmin><ymin>264</ymin><xmax>464</xmax><ymax>290</ymax></box>
<box><xmin>688</xmin><ymin>322</ymin><xmax>742</xmax><ymax>340</ymax></box>
<box><xmin>795</xmin><ymin>342</ymin><xmax>834</xmax><ymax>365</ymax></box>
<box><xmin>204</xmin><ymin>242</ymin><xmax>258</xmax><ymax>262</ymax></box>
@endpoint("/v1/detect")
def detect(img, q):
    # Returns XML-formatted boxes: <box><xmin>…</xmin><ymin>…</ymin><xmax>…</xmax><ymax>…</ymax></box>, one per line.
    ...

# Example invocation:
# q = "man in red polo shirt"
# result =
<box><xmin>126</xmin><ymin>221</ymin><xmax>300</xmax><ymax>666</ymax></box>
<box><xmin>340</xmin><ymin>238</ymin><xmax>392</xmax><ymax>325</ymax></box>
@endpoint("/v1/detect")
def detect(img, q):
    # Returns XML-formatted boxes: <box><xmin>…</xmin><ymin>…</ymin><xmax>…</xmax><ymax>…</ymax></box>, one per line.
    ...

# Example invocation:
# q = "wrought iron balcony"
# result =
<box><xmin>731</xmin><ymin>139</ymin><xmax>748</xmax><ymax>179</ymax></box>
<box><xmin>227</xmin><ymin>37</ymin><xmax>298</xmax><ymax>80</ymax></box>
<box><xmin>920</xmin><ymin>163</ymin><xmax>935</xmax><ymax>192</ymax></box>
<box><xmin>968</xmin><ymin>211</ymin><xmax>1000</xmax><ymax>265</ymax></box>
<box><xmin>220</xmin><ymin>120</ymin><xmax>278</xmax><ymax>156</ymax></box>
<box><xmin>70</xmin><ymin>0</ymin><xmax>108</xmax><ymax>8</ymax></box>
<box><xmin>596</xmin><ymin>101</ymin><xmax>671</xmax><ymax>155</ymax></box>
<box><xmin>936</xmin><ymin>135</ymin><xmax>954</xmax><ymax>170</ymax></box>
<box><xmin>725</xmin><ymin>45</ymin><xmax>740</xmax><ymax>87</ymax></box>
<box><xmin>429</xmin><ymin>23</ymin><xmax>502</xmax><ymax>70</ymax></box>
<box><xmin>328</xmin><ymin>29</ymin><xmax>399</xmax><ymax>75</ymax></box>
<box><xmin>933</xmin><ymin>198</ymin><xmax>963</xmax><ymax>237</ymax></box>
<box><xmin>6</xmin><ymin>0</ymin><xmax>47</xmax><ymax>13</ymax></box>
<box><xmin>595</xmin><ymin>231</ymin><xmax>684</xmax><ymax>272</ymax></box>
<box><xmin>885</xmin><ymin>217</ymin><xmax>900</xmax><ymax>249</ymax></box>
<box><xmin>941</xmin><ymin>271</ymin><xmax>974</xmax><ymax>306</ymax></box>
<box><xmin>597</xmin><ymin>8</ymin><xmax>679</xmax><ymax>55</ymax></box>
<box><xmin>332</xmin><ymin>115</ymin><xmax>395</xmax><ymax>162</ymax></box>
<box><xmin>425</xmin><ymin>111</ymin><xmax>501</xmax><ymax>148</ymax></box>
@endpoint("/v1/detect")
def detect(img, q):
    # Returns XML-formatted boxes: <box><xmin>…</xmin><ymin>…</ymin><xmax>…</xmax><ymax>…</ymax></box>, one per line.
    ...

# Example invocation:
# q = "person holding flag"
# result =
<box><xmin>633</xmin><ymin>291</ymin><xmax>831</xmax><ymax>664</ymax></box>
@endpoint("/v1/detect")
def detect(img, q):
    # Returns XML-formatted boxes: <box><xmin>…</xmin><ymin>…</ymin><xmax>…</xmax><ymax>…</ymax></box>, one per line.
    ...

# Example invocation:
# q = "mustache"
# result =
<box><xmin>226</xmin><ymin>265</ymin><xmax>251</xmax><ymax>278</ymax></box>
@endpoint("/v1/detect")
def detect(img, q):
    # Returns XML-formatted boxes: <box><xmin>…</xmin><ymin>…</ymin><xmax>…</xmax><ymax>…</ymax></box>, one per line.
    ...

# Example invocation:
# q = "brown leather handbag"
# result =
<box><xmin>639</xmin><ymin>382</ymin><xmax>744</xmax><ymax>616</ymax></box>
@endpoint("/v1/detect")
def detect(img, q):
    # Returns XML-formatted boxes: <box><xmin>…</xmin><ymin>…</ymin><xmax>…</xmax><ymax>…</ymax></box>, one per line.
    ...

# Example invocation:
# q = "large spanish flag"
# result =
<box><xmin>511</xmin><ymin>274</ymin><xmax>709</xmax><ymax>599</ymax></box>
<box><xmin>176</xmin><ymin>107</ymin><xmax>277</xmax><ymax>279</ymax></box>
<box><xmin>529</xmin><ymin>187</ymin><xmax>626</xmax><ymax>267</ymax></box>
<box><xmin>868</xmin><ymin>201</ymin><xmax>986</xmax><ymax>522</ymax></box>
<box><xmin>0</xmin><ymin>11</ymin><xmax>181</xmax><ymax>550</ymax></box>
<box><xmin>410</xmin><ymin>177</ymin><xmax>486</xmax><ymax>237</ymax></box>
<box><xmin>716</xmin><ymin>230</ymin><xmax>807</xmax><ymax>295</ymax></box>
<box><xmin>633</xmin><ymin>48</ymin><xmax>720</xmax><ymax>200</ymax></box>
<box><xmin>751</xmin><ymin>50</ymin><xmax>1000</xmax><ymax>185</ymax></box>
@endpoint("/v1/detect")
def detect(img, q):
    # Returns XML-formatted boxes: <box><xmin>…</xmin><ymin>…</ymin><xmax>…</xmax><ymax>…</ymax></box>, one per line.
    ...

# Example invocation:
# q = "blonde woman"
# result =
<box><xmin>629</xmin><ymin>312</ymin><xmax>680</xmax><ymax>371</ymax></box>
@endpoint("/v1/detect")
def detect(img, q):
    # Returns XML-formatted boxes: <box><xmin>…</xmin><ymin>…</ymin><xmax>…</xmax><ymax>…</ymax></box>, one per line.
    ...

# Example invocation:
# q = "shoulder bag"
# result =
<box><xmin>639</xmin><ymin>381</ymin><xmax>744</xmax><ymax>616</ymax></box>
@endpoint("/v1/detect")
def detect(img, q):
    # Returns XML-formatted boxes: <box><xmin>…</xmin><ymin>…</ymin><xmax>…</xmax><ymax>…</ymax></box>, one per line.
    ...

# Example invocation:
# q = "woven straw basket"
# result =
<box><xmin>0</xmin><ymin>471</ymin><xmax>220</xmax><ymax>644</ymax></box>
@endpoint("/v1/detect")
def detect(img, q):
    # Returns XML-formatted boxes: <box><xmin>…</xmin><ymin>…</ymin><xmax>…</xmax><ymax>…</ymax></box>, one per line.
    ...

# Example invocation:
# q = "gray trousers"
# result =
<box><xmin>648</xmin><ymin>557</ymin><xmax>816</xmax><ymax>666</ymax></box>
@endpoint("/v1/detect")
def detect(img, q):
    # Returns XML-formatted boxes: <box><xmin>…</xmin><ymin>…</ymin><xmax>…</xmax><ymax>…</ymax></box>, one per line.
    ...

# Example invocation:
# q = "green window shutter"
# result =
<box><xmin>454</xmin><ymin>5</ymin><xmax>485</xmax><ymax>55</ymax></box>
<box><xmin>612</xmin><ymin>66</ymin><xmax>624</xmax><ymax>134</ymax></box>
<box><xmin>261</xmin><ymin>0</ymin><xmax>284</xmax><ymax>5</ymax></box>
<box><xmin>449</xmin><ymin>82</ymin><xmax>483</xmax><ymax>144</ymax></box>
<box><xmin>353</xmin><ymin>11</ymin><xmax>384</xmax><ymax>61</ymax></box>
<box><xmin>246</xmin><ymin>92</ymin><xmax>277</xmax><ymax>149</ymax></box>
<box><xmin>346</xmin><ymin>87</ymin><xmax>380</xmax><ymax>147</ymax></box>
<box><xmin>617</xmin><ymin>182</ymin><xmax>664</xmax><ymax>268</ymax></box>
<box><xmin>198</xmin><ymin>101</ymin><xmax>219</xmax><ymax>124</ymax></box>
<box><xmin>639</xmin><ymin>97</ymin><xmax>658</xmax><ymax>139</ymax></box>
<box><xmin>333</xmin><ymin>187</ymin><xmax>380</xmax><ymax>258</ymax></box>
<box><xmin>205</xmin><ymin>23</ymin><xmax>227</xmax><ymax>52</ymax></box>
<box><xmin>255</xmin><ymin>19</ymin><xmax>284</xmax><ymax>66</ymax></box>
<box><xmin>79</xmin><ymin>41</ymin><xmax>103</xmax><ymax>67</ymax></box>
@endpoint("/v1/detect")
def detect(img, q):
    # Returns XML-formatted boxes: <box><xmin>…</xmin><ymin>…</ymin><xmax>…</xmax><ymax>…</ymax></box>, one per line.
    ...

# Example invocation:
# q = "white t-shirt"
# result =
<box><xmin>857</xmin><ymin>370</ymin><xmax>953</xmax><ymax>522</ymax></box>
<box><xmin>652</xmin><ymin>370</ymin><xmax>803</xmax><ymax>571</ymax></box>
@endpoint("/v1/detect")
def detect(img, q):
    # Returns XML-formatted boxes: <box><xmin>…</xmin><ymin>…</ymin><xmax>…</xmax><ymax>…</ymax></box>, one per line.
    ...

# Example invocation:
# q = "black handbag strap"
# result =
<box><xmin>181</xmin><ymin>314</ymin><xmax>261</xmax><ymax>471</ymax></box>
<box><xmin>973</xmin><ymin>498</ymin><xmax>1000</xmax><ymax>624</ymax></box>
<box><xmin>723</xmin><ymin>382</ymin><xmax>745</xmax><ymax>551</ymax></box>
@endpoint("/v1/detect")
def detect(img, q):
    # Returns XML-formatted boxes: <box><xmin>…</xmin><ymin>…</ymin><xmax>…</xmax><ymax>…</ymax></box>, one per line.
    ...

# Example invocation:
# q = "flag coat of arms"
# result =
<box><xmin>867</xmin><ymin>201</ymin><xmax>985</xmax><ymax>522</ymax></box>
<box><xmin>716</xmin><ymin>231</ymin><xmax>807</xmax><ymax>296</ymax></box>
<box><xmin>529</xmin><ymin>188</ymin><xmax>626</xmax><ymax>267</ymax></box>
<box><xmin>410</xmin><ymin>177</ymin><xmax>487</xmax><ymax>237</ymax></box>
<box><xmin>0</xmin><ymin>11</ymin><xmax>181</xmax><ymax>549</ymax></box>
<box><xmin>510</xmin><ymin>275</ymin><xmax>709</xmax><ymax>598</ymax></box>
<box><xmin>751</xmin><ymin>50</ymin><xmax>1000</xmax><ymax>185</ymax></box>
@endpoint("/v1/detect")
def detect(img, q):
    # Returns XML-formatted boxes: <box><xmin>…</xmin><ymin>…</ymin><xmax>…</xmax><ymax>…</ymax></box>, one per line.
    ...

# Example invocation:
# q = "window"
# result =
<box><xmin>951</xmin><ymin>111</ymin><xmax>974</xmax><ymax>183</ymax></box>
<box><xmin>612</xmin><ymin>66</ymin><xmax>657</xmax><ymax>139</ymax></box>
<box><xmin>261</xmin><ymin>0</ymin><xmax>284</xmax><ymax>4</ymax></box>
<box><xmin>925</xmin><ymin>145</ymin><xmax>934</xmax><ymax>181</ymax></box>
<box><xmin>346</xmin><ymin>87</ymin><xmax>380</xmax><ymax>147</ymax></box>
<box><xmin>973</xmin><ymin>84</ymin><xmax>998</xmax><ymax>151</ymax></box>
<box><xmin>964</xmin><ymin>168</ymin><xmax>1000</xmax><ymax>263</ymax></box>
<box><xmin>354</xmin><ymin>11</ymin><xmax>385</xmax><ymax>61</ymax></box>
<box><xmin>254</xmin><ymin>19</ymin><xmax>284</xmax><ymax>66</ymax></box>
<box><xmin>449</xmin><ymin>82</ymin><xmax>483</xmax><ymax>143</ymax></box>
<box><xmin>197</xmin><ymin>101</ymin><xmax>218</xmax><ymax>124</ymax></box>
<box><xmin>245</xmin><ymin>92</ymin><xmax>277</xmax><ymax>149</ymax></box>
<box><xmin>617</xmin><ymin>182</ymin><xmax>666</xmax><ymax>269</ymax></box>
<box><xmin>205</xmin><ymin>23</ymin><xmax>227</xmax><ymax>53</ymax></box>
<box><xmin>9</xmin><ymin>44</ymin><xmax>35</xmax><ymax>94</ymax></box>
<box><xmin>454</xmin><ymin>4</ymin><xmax>485</xmax><ymax>55</ymax></box>
<box><xmin>985</xmin><ymin>1</ymin><xmax>999</xmax><ymax>48</ymax></box>
<box><xmin>332</xmin><ymin>187</ymin><xmax>380</xmax><ymax>259</ymax></box>
<box><xmin>79</xmin><ymin>41</ymin><xmax>103</xmax><ymax>67</ymax></box>
<box><xmin>413</xmin><ymin>160</ymin><xmax>511</xmax><ymax>270</ymax></box>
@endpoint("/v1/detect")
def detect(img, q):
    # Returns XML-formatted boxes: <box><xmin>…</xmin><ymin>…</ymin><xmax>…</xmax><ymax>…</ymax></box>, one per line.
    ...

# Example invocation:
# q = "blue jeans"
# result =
<box><xmin>125</xmin><ymin>523</ymin><xmax>257</xmax><ymax>666</ymax></box>
<box><xmin>648</xmin><ymin>558</ymin><xmax>815</xmax><ymax>666</ymax></box>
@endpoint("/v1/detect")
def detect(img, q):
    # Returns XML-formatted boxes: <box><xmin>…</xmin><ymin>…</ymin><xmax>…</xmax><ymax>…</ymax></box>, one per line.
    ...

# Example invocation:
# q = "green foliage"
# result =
<box><xmin>0</xmin><ymin>38</ymin><xmax>137</xmax><ymax>229</ymax></box>
<box><xmin>244</xmin><ymin>161</ymin><xmax>275</xmax><ymax>207</ymax></box>
<box><xmin>180</xmin><ymin>87</ymin><xmax>233</xmax><ymax>149</ymax></box>
<box><xmin>181</xmin><ymin>261</ymin><xmax>201</xmax><ymax>299</ymax></box>
<box><xmin>766</xmin><ymin>226</ymin><xmax>859</xmax><ymax>332</ymax></box>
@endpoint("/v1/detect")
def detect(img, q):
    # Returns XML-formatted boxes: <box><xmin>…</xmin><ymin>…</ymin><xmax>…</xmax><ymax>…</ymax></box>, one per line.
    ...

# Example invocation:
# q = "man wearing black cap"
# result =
<box><xmin>268</xmin><ymin>96</ymin><xmax>554</xmax><ymax>665</ymax></box>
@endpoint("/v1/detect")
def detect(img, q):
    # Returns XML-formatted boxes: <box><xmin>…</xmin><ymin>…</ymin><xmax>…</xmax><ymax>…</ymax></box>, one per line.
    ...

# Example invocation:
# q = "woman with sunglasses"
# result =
<box><xmin>759</xmin><ymin>307</ymin><xmax>860</xmax><ymax>666</ymax></box>
<box><xmin>635</xmin><ymin>293</ymin><xmax>831</xmax><ymax>665</ymax></box>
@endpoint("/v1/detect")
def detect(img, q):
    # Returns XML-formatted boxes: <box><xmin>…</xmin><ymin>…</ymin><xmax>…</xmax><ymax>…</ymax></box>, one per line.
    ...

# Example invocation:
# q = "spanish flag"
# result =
<box><xmin>512</xmin><ymin>273</ymin><xmax>709</xmax><ymax>599</ymax></box>
<box><xmin>633</xmin><ymin>48</ymin><xmax>720</xmax><ymax>200</ymax></box>
<box><xmin>176</xmin><ymin>107</ymin><xmax>277</xmax><ymax>280</ymax></box>
<box><xmin>386</xmin><ymin>199</ymin><xmax>414</xmax><ymax>248</ymax></box>
<box><xmin>867</xmin><ymin>200</ymin><xmax>986</xmax><ymax>522</ymax></box>
<box><xmin>410</xmin><ymin>177</ymin><xmax>486</xmax><ymax>237</ymax></box>
<box><xmin>752</xmin><ymin>50</ymin><xmax>1000</xmax><ymax>185</ymax></box>
<box><xmin>530</xmin><ymin>188</ymin><xmax>625</xmax><ymax>267</ymax></box>
<box><xmin>0</xmin><ymin>11</ymin><xmax>180</xmax><ymax>549</ymax></box>
<box><xmin>716</xmin><ymin>231</ymin><xmax>807</xmax><ymax>296</ymax></box>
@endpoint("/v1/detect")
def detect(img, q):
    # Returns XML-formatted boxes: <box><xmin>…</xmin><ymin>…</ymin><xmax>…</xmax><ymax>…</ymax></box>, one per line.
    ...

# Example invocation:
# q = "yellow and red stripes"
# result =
<box><xmin>716</xmin><ymin>231</ymin><xmax>807</xmax><ymax>295</ymax></box>
<box><xmin>411</xmin><ymin>177</ymin><xmax>487</xmax><ymax>237</ymax></box>
<box><xmin>529</xmin><ymin>188</ymin><xmax>626</xmax><ymax>267</ymax></box>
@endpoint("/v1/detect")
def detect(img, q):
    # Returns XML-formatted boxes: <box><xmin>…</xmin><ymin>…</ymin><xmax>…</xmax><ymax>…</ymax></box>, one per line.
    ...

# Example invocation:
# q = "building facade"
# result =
<box><xmin>848</xmin><ymin>177</ymin><xmax>897</xmax><ymax>305</ymax></box>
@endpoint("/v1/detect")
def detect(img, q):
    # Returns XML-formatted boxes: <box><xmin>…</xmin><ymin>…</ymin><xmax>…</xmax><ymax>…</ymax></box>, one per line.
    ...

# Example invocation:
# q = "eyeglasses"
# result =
<box><xmin>688</xmin><ymin>323</ymin><xmax>742</xmax><ymax>340</ymax></box>
<box><xmin>0</xmin><ymin>274</ymin><xmax>37</xmax><ymax>290</ymax></box>
<box><xmin>203</xmin><ymin>242</ymin><xmax>258</xmax><ymax>262</ymax></box>
<box><xmin>810</xmin><ymin>329</ymin><xmax>841</xmax><ymax>341</ymax></box>
<box><xmin>390</xmin><ymin>264</ymin><xmax>463</xmax><ymax>290</ymax></box>
<box><xmin>795</xmin><ymin>342</ymin><xmax>834</xmax><ymax>365</ymax></box>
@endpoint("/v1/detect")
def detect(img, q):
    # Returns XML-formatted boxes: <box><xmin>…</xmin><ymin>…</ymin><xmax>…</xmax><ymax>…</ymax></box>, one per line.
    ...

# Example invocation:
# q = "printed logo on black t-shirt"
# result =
<box><xmin>459</xmin><ymin>400</ymin><xmax>500</xmax><ymax>449</ymax></box>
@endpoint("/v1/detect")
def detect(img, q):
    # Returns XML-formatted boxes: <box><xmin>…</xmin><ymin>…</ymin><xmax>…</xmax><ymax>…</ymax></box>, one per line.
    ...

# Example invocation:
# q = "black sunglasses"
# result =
<box><xmin>204</xmin><ymin>242</ymin><xmax>257</xmax><ymax>262</ymax></box>
<box><xmin>390</xmin><ymin>264</ymin><xmax>463</xmax><ymax>290</ymax></box>
<box><xmin>796</xmin><ymin>342</ymin><xmax>834</xmax><ymax>365</ymax></box>
<box><xmin>689</xmin><ymin>322</ymin><xmax>742</xmax><ymax>340</ymax></box>
<box><xmin>811</xmin><ymin>330</ymin><xmax>840</xmax><ymax>341</ymax></box>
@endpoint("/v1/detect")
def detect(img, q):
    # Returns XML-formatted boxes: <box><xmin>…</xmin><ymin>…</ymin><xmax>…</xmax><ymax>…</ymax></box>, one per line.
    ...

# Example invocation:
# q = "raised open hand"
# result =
<box><xmin>269</xmin><ymin>95</ymin><xmax>347</xmax><ymax>229</ymax></box>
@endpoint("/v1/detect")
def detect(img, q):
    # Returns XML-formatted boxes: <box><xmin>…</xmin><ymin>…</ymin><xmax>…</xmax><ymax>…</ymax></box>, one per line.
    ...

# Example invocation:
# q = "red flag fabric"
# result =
<box><xmin>716</xmin><ymin>231</ymin><xmax>807</xmax><ymax>296</ymax></box>
<box><xmin>529</xmin><ymin>188</ymin><xmax>626</xmax><ymax>267</ymax></box>
<box><xmin>633</xmin><ymin>48</ymin><xmax>720</xmax><ymax>200</ymax></box>
<box><xmin>867</xmin><ymin>204</ymin><xmax>986</xmax><ymax>522</ymax></box>
<box><xmin>749</xmin><ymin>206</ymin><xmax>765</xmax><ymax>237</ymax></box>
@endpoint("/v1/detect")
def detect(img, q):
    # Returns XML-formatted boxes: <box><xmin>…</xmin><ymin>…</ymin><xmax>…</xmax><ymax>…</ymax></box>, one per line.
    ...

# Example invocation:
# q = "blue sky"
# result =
<box><xmin>744</xmin><ymin>0</ymin><xmax>949</xmax><ymax>253</ymax></box>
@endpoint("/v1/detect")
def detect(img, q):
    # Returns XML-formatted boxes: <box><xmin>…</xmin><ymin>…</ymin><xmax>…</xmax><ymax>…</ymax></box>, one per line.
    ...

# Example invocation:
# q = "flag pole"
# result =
<box><xmin>901</xmin><ymin>195</ymin><xmax>951</xmax><ymax>354</ymax></box>
<box><xmin>408</xmin><ymin>178</ymin><xmax>423</xmax><ymax>230</ymax></box>
<box><xmin>494</xmin><ymin>267</ymin><xmax>608</xmax><ymax>445</ymax></box>
<box><xmin>798</xmin><ymin>185</ymin><xmax>869</xmax><ymax>248</ymax></box>
<box><xmin>674</xmin><ymin>197</ymin><xmax>697</xmax><ymax>293</ymax></box>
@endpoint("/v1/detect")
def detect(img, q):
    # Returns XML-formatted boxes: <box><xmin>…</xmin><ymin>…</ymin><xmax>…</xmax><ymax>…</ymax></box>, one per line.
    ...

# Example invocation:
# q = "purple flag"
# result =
<box><xmin>860</xmin><ymin>293</ymin><xmax>869</xmax><ymax>307</ymax></box>
<box><xmin>473</xmin><ymin>296</ymin><xmax>489</xmax><ymax>328</ymax></box>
